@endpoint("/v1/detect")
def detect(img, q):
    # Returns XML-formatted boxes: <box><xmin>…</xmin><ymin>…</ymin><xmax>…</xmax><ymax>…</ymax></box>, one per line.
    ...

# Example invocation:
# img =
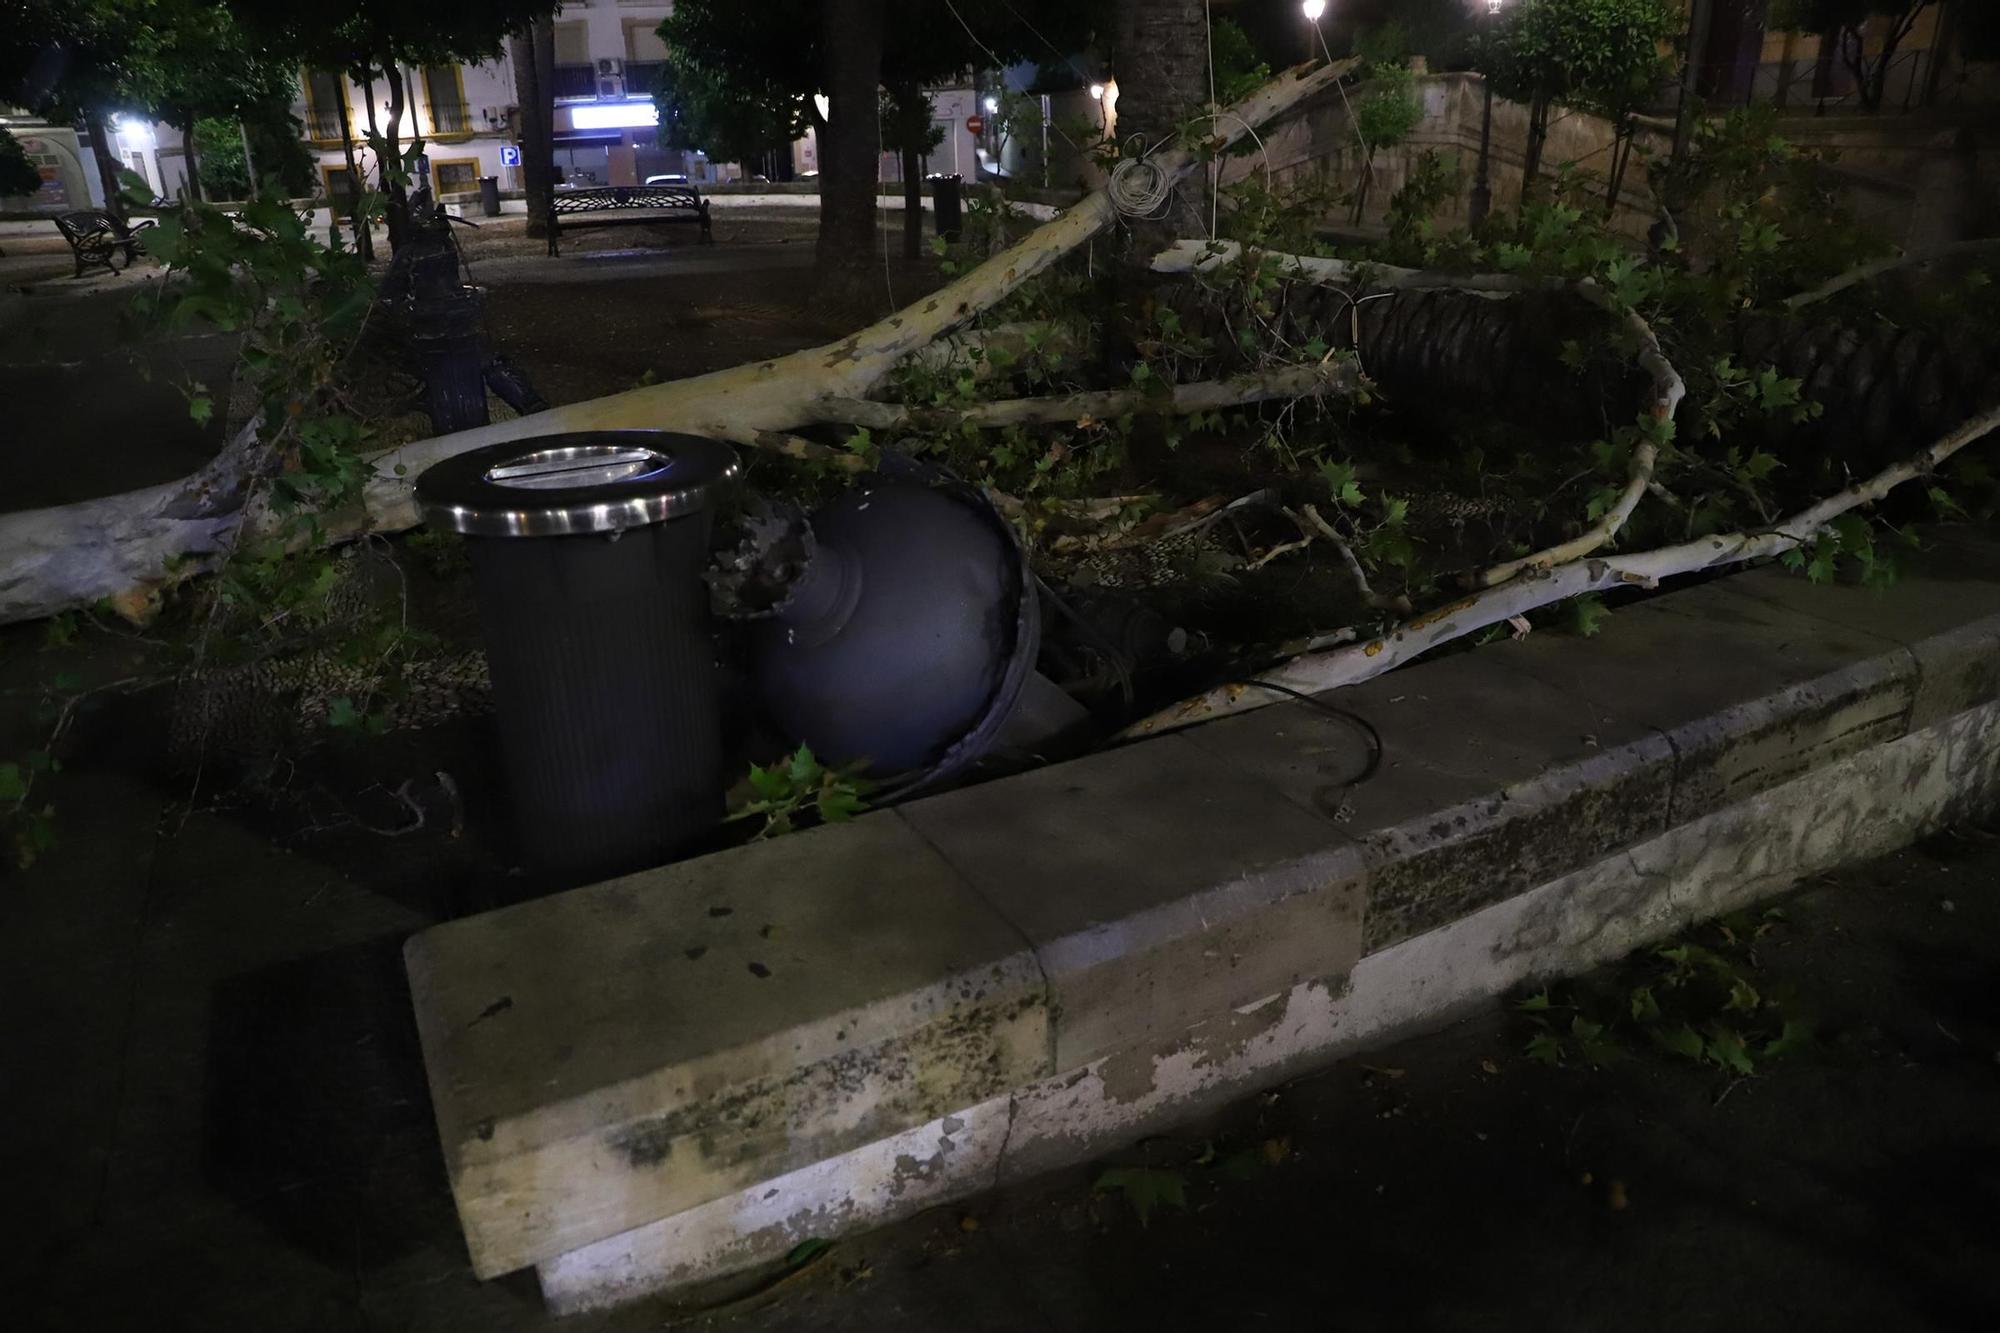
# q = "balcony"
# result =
<box><xmin>303</xmin><ymin>108</ymin><xmax>346</xmax><ymax>142</ymax></box>
<box><xmin>624</xmin><ymin>61</ymin><xmax>666</xmax><ymax>95</ymax></box>
<box><xmin>552</xmin><ymin>64</ymin><xmax>596</xmax><ymax>102</ymax></box>
<box><xmin>429</xmin><ymin>102</ymin><xmax>475</xmax><ymax>135</ymax></box>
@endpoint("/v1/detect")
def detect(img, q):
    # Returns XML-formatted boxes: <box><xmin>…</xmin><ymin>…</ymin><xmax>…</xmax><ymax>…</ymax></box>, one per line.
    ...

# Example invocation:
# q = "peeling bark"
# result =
<box><xmin>0</xmin><ymin>60</ymin><xmax>1357</xmax><ymax>627</ymax></box>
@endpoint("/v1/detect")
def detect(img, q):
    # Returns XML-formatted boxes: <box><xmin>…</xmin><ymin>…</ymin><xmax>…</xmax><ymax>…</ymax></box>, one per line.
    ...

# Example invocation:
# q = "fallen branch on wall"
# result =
<box><xmin>1123</xmin><ymin>402</ymin><xmax>2000</xmax><ymax>737</ymax></box>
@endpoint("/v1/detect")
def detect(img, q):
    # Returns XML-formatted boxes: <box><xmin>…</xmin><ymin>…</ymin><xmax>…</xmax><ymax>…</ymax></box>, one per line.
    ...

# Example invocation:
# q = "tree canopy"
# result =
<box><xmin>656</xmin><ymin>0</ymin><xmax>1106</xmax><ymax>163</ymax></box>
<box><xmin>1485</xmin><ymin>0</ymin><xmax>1682</xmax><ymax>122</ymax></box>
<box><xmin>1768</xmin><ymin>0</ymin><xmax>1935</xmax><ymax>109</ymax></box>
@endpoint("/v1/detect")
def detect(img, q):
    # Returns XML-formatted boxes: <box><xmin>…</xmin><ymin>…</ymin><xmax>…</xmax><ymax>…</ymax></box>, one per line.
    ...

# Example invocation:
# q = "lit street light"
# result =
<box><xmin>1302</xmin><ymin>0</ymin><xmax>1326</xmax><ymax>21</ymax></box>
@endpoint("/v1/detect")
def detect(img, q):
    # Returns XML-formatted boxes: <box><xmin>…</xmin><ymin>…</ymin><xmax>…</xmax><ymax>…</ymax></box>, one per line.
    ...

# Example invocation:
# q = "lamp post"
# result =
<box><xmin>1470</xmin><ymin>0</ymin><xmax>1505</xmax><ymax>228</ymax></box>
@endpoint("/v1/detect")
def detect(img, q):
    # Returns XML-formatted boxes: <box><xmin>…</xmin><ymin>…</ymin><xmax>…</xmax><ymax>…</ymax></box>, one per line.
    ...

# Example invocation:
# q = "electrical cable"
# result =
<box><xmin>1220</xmin><ymin>679</ymin><xmax>1382</xmax><ymax>816</ymax></box>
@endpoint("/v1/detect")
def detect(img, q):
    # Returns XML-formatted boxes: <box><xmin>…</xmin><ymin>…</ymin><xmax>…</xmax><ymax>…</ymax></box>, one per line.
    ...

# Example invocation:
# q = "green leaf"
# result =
<box><xmin>786</xmin><ymin>743</ymin><xmax>821</xmax><ymax>788</ymax></box>
<box><xmin>188</xmin><ymin>394</ymin><xmax>214</xmax><ymax>427</ymax></box>
<box><xmin>746</xmin><ymin>763</ymin><xmax>790</xmax><ymax>802</ymax></box>
<box><xmin>1524</xmin><ymin>1031</ymin><xmax>1565</xmax><ymax>1066</ymax></box>
<box><xmin>1093</xmin><ymin>1166</ymin><xmax>1187</xmax><ymax>1226</ymax></box>
<box><xmin>1761</xmin><ymin>1019</ymin><xmax>1813</xmax><ymax>1061</ymax></box>
<box><xmin>1629</xmin><ymin>984</ymin><xmax>1661</xmax><ymax>1023</ymax></box>
<box><xmin>817</xmin><ymin>784</ymin><xmax>867</xmax><ymax>824</ymax></box>
<box><xmin>1739</xmin><ymin>450</ymin><xmax>1782</xmax><ymax>482</ymax></box>
<box><xmin>1704</xmin><ymin>1026</ymin><xmax>1755</xmax><ymax>1076</ymax></box>
<box><xmin>1724</xmin><ymin>978</ymin><xmax>1761</xmax><ymax>1013</ymax></box>
<box><xmin>1654</xmin><ymin>1023</ymin><xmax>1706</xmax><ymax>1062</ymax></box>
<box><xmin>325</xmin><ymin>697</ymin><xmax>362</xmax><ymax>731</ymax></box>
<box><xmin>0</xmin><ymin>762</ymin><xmax>25</xmax><ymax>802</ymax></box>
<box><xmin>785</xmin><ymin>1237</ymin><xmax>832</xmax><ymax>1268</ymax></box>
<box><xmin>1517</xmin><ymin>989</ymin><xmax>1553</xmax><ymax>1012</ymax></box>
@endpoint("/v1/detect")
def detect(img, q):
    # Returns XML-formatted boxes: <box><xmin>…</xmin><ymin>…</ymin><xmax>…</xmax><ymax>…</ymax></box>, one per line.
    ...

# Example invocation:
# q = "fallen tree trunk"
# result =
<box><xmin>0</xmin><ymin>62</ymin><xmax>1359</xmax><ymax>627</ymax></box>
<box><xmin>1150</xmin><ymin>239</ymin><xmax>1683</xmax><ymax>587</ymax></box>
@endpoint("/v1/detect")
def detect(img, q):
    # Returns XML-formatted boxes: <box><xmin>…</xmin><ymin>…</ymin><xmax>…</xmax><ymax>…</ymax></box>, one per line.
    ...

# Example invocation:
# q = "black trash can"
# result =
<box><xmin>927</xmin><ymin>172</ymin><xmax>963</xmax><ymax>241</ymax></box>
<box><xmin>416</xmin><ymin>432</ymin><xmax>740</xmax><ymax>882</ymax></box>
<box><xmin>479</xmin><ymin>175</ymin><xmax>501</xmax><ymax>217</ymax></box>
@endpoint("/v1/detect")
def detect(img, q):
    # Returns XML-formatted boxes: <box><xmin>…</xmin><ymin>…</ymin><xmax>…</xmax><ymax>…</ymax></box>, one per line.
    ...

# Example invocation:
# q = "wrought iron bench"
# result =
<box><xmin>546</xmin><ymin>184</ymin><xmax>712</xmax><ymax>256</ymax></box>
<box><xmin>52</xmin><ymin>210</ymin><xmax>157</xmax><ymax>278</ymax></box>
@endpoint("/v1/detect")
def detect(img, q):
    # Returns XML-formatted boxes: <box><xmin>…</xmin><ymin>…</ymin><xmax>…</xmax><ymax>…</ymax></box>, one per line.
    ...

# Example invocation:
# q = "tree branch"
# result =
<box><xmin>812</xmin><ymin>360</ymin><xmax>1363</xmax><ymax>432</ymax></box>
<box><xmin>1784</xmin><ymin>237</ymin><xmax>2000</xmax><ymax>311</ymax></box>
<box><xmin>1124</xmin><ymin>403</ymin><xmax>2000</xmax><ymax>737</ymax></box>
<box><xmin>0</xmin><ymin>59</ymin><xmax>1361</xmax><ymax>627</ymax></box>
<box><xmin>1153</xmin><ymin>241</ymin><xmax>1686</xmax><ymax>586</ymax></box>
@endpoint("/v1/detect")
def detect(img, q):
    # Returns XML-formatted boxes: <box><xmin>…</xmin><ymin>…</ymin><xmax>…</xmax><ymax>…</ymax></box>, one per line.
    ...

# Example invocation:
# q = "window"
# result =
<box><xmin>424</xmin><ymin>67</ymin><xmax>471</xmax><ymax>135</ymax></box>
<box><xmin>432</xmin><ymin>158</ymin><xmax>481</xmax><ymax>196</ymax></box>
<box><xmin>303</xmin><ymin>69</ymin><xmax>347</xmax><ymax>141</ymax></box>
<box><xmin>553</xmin><ymin>21</ymin><xmax>595</xmax><ymax>100</ymax></box>
<box><xmin>321</xmin><ymin>164</ymin><xmax>359</xmax><ymax>210</ymax></box>
<box><xmin>623</xmin><ymin>19</ymin><xmax>669</xmax><ymax>93</ymax></box>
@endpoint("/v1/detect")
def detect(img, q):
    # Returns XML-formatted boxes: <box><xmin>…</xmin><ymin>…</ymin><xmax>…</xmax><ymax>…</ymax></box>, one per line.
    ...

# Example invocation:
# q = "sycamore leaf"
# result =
<box><xmin>1654</xmin><ymin>1023</ymin><xmax>1706</xmax><ymax>1062</ymax></box>
<box><xmin>1725</xmin><ymin>978</ymin><xmax>1761</xmax><ymax>1013</ymax></box>
<box><xmin>1524</xmin><ymin>1031</ymin><xmax>1565</xmax><ymax>1066</ymax></box>
<box><xmin>1761</xmin><ymin>1019</ymin><xmax>1814</xmax><ymax>1061</ymax></box>
<box><xmin>0</xmin><ymin>761</ymin><xmax>25</xmax><ymax>803</ymax></box>
<box><xmin>1704</xmin><ymin>1026</ymin><xmax>1756</xmax><ymax>1076</ymax></box>
<box><xmin>1629</xmin><ymin>985</ymin><xmax>1662</xmax><ymax>1023</ymax></box>
<box><xmin>1093</xmin><ymin>1166</ymin><xmax>1187</xmax><ymax>1226</ymax></box>
<box><xmin>786</xmin><ymin>744</ymin><xmax>821</xmax><ymax>787</ymax></box>
<box><xmin>746</xmin><ymin>763</ymin><xmax>791</xmax><ymax>802</ymax></box>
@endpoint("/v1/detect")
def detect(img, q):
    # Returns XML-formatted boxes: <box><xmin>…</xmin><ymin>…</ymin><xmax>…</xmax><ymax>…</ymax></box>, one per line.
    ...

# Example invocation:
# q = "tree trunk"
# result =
<box><xmin>1520</xmin><ymin>97</ymin><xmax>1551</xmax><ymax>204</ymax></box>
<box><xmin>382</xmin><ymin>63</ymin><xmax>411</xmax><ymax>250</ymax></box>
<box><xmin>513</xmin><ymin>21</ymin><xmax>558</xmax><ymax>239</ymax></box>
<box><xmin>1604</xmin><ymin>122</ymin><xmax>1634</xmax><ymax>216</ymax></box>
<box><xmin>902</xmin><ymin>145</ymin><xmax>922</xmax><ymax>260</ymax></box>
<box><xmin>1112</xmin><ymin>0</ymin><xmax>1211</xmax><ymax>242</ymax></box>
<box><xmin>179</xmin><ymin>118</ymin><xmax>202</xmax><ymax>202</ymax></box>
<box><xmin>81</xmin><ymin>108</ymin><xmax>126</xmax><ymax>223</ymax></box>
<box><xmin>816</xmin><ymin>0</ymin><xmax>887</xmax><ymax>305</ymax></box>
<box><xmin>336</xmin><ymin>81</ymin><xmax>371</xmax><ymax>259</ymax></box>
<box><xmin>238</xmin><ymin>121</ymin><xmax>259</xmax><ymax>197</ymax></box>
<box><xmin>0</xmin><ymin>59</ymin><xmax>1357</xmax><ymax>627</ymax></box>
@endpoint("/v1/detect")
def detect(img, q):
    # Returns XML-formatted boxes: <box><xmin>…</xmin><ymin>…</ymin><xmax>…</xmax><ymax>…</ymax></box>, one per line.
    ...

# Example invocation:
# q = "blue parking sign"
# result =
<box><xmin>500</xmin><ymin>145</ymin><xmax>522</xmax><ymax>167</ymax></box>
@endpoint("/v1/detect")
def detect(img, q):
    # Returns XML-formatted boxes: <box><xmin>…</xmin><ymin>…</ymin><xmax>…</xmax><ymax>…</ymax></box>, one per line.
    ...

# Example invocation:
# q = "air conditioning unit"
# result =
<box><xmin>598</xmin><ymin>76</ymin><xmax>625</xmax><ymax>99</ymax></box>
<box><xmin>596</xmin><ymin>58</ymin><xmax>624</xmax><ymax>77</ymax></box>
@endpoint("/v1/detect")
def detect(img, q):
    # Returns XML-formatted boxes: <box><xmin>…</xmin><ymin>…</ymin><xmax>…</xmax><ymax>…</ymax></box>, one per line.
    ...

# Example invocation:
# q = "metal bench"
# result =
<box><xmin>546</xmin><ymin>184</ymin><xmax>712</xmax><ymax>256</ymax></box>
<box><xmin>52</xmin><ymin>210</ymin><xmax>157</xmax><ymax>278</ymax></box>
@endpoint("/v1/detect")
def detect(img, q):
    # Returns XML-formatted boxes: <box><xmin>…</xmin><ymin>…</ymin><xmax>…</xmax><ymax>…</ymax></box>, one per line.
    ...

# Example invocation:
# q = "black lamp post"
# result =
<box><xmin>1470</xmin><ymin>0</ymin><xmax>1505</xmax><ymax>228</ymax></box>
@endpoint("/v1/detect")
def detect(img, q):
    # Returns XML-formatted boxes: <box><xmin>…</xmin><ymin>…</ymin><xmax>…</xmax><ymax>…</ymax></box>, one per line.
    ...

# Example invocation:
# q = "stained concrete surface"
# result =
<box><xmin>8</xmin><ymin>706</ymin><xmax>1997</xmax><ymax>1333</ymax></box>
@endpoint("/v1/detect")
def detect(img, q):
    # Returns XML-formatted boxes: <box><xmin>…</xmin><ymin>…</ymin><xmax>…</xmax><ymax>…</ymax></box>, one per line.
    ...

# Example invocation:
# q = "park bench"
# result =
<box><xmin>546</xmin><ymin>183</ymin><xmax>712</xmax><ymax>256</ymax></box>
<box><xmin>52</xmin><ymin>210</ymin><xmax>157</xmax><ymax>278</ymax></box>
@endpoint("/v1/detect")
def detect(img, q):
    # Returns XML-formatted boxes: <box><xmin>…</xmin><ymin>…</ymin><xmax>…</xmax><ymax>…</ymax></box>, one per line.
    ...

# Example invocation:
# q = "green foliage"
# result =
<box><xmin>0</xmin><ymin>127</ymin><xmax>43</xmax><ymax>198</ymax></box>
<box><xmin>1517</xmin><ymin>908</ymin><xmax>1814</xmax><ymax>1077</ymax></box>
<box><xmin>727</xmin><ymin>744</ymin><xmax>875</xmax><ymax>840</ymax></box>
<box><xmin>1092</xmin><ymin>1166</ymin><xmax>1188</xmax><ymax>1226</ymax></box>
<box><xmin>880</xmin><ymin>83</ymin><xmax>945</xmax><ymax>161</ymax></box>
<box><xmin>1210</xmin><ymin>19</ymin><xmax>1271</xmax><ymax>106</ymax></box>
<box><xmin>1354</xmin><ymin>63</ymin><xmax>1424</xmax><ymax>153</ymax></box>
<box><xmin>1484</xmin><ymin>0</ymin><xmax>1682</xmax><ymax>123</ymax></box>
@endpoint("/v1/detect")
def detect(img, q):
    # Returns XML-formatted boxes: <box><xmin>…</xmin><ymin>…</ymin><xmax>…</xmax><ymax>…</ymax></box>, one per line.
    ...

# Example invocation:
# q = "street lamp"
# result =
<box><xmin>1302</xmin><ymin>0</ymin><xmax>1326</xmax><ymax>19</ymax></box>
<box><xmin>1470</xmin><ymin>0</ymin><xmax>1506</xmax><ymax>227</ymax></box>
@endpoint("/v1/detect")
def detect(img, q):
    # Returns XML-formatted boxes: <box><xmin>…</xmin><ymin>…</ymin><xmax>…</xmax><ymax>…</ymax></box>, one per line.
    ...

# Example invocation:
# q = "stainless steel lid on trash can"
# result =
<box><xmin>414</xmin><ymin>430</ymin><xmax>740</xmax><ymax>537</ymax></box>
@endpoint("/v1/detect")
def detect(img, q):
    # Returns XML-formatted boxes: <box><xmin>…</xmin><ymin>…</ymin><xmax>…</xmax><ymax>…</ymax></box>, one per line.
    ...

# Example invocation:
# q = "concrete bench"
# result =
<box><xmin>406</xmin><ymin>537</ymin><xmax>2000</xmax><ymax>1312</ymax></box>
